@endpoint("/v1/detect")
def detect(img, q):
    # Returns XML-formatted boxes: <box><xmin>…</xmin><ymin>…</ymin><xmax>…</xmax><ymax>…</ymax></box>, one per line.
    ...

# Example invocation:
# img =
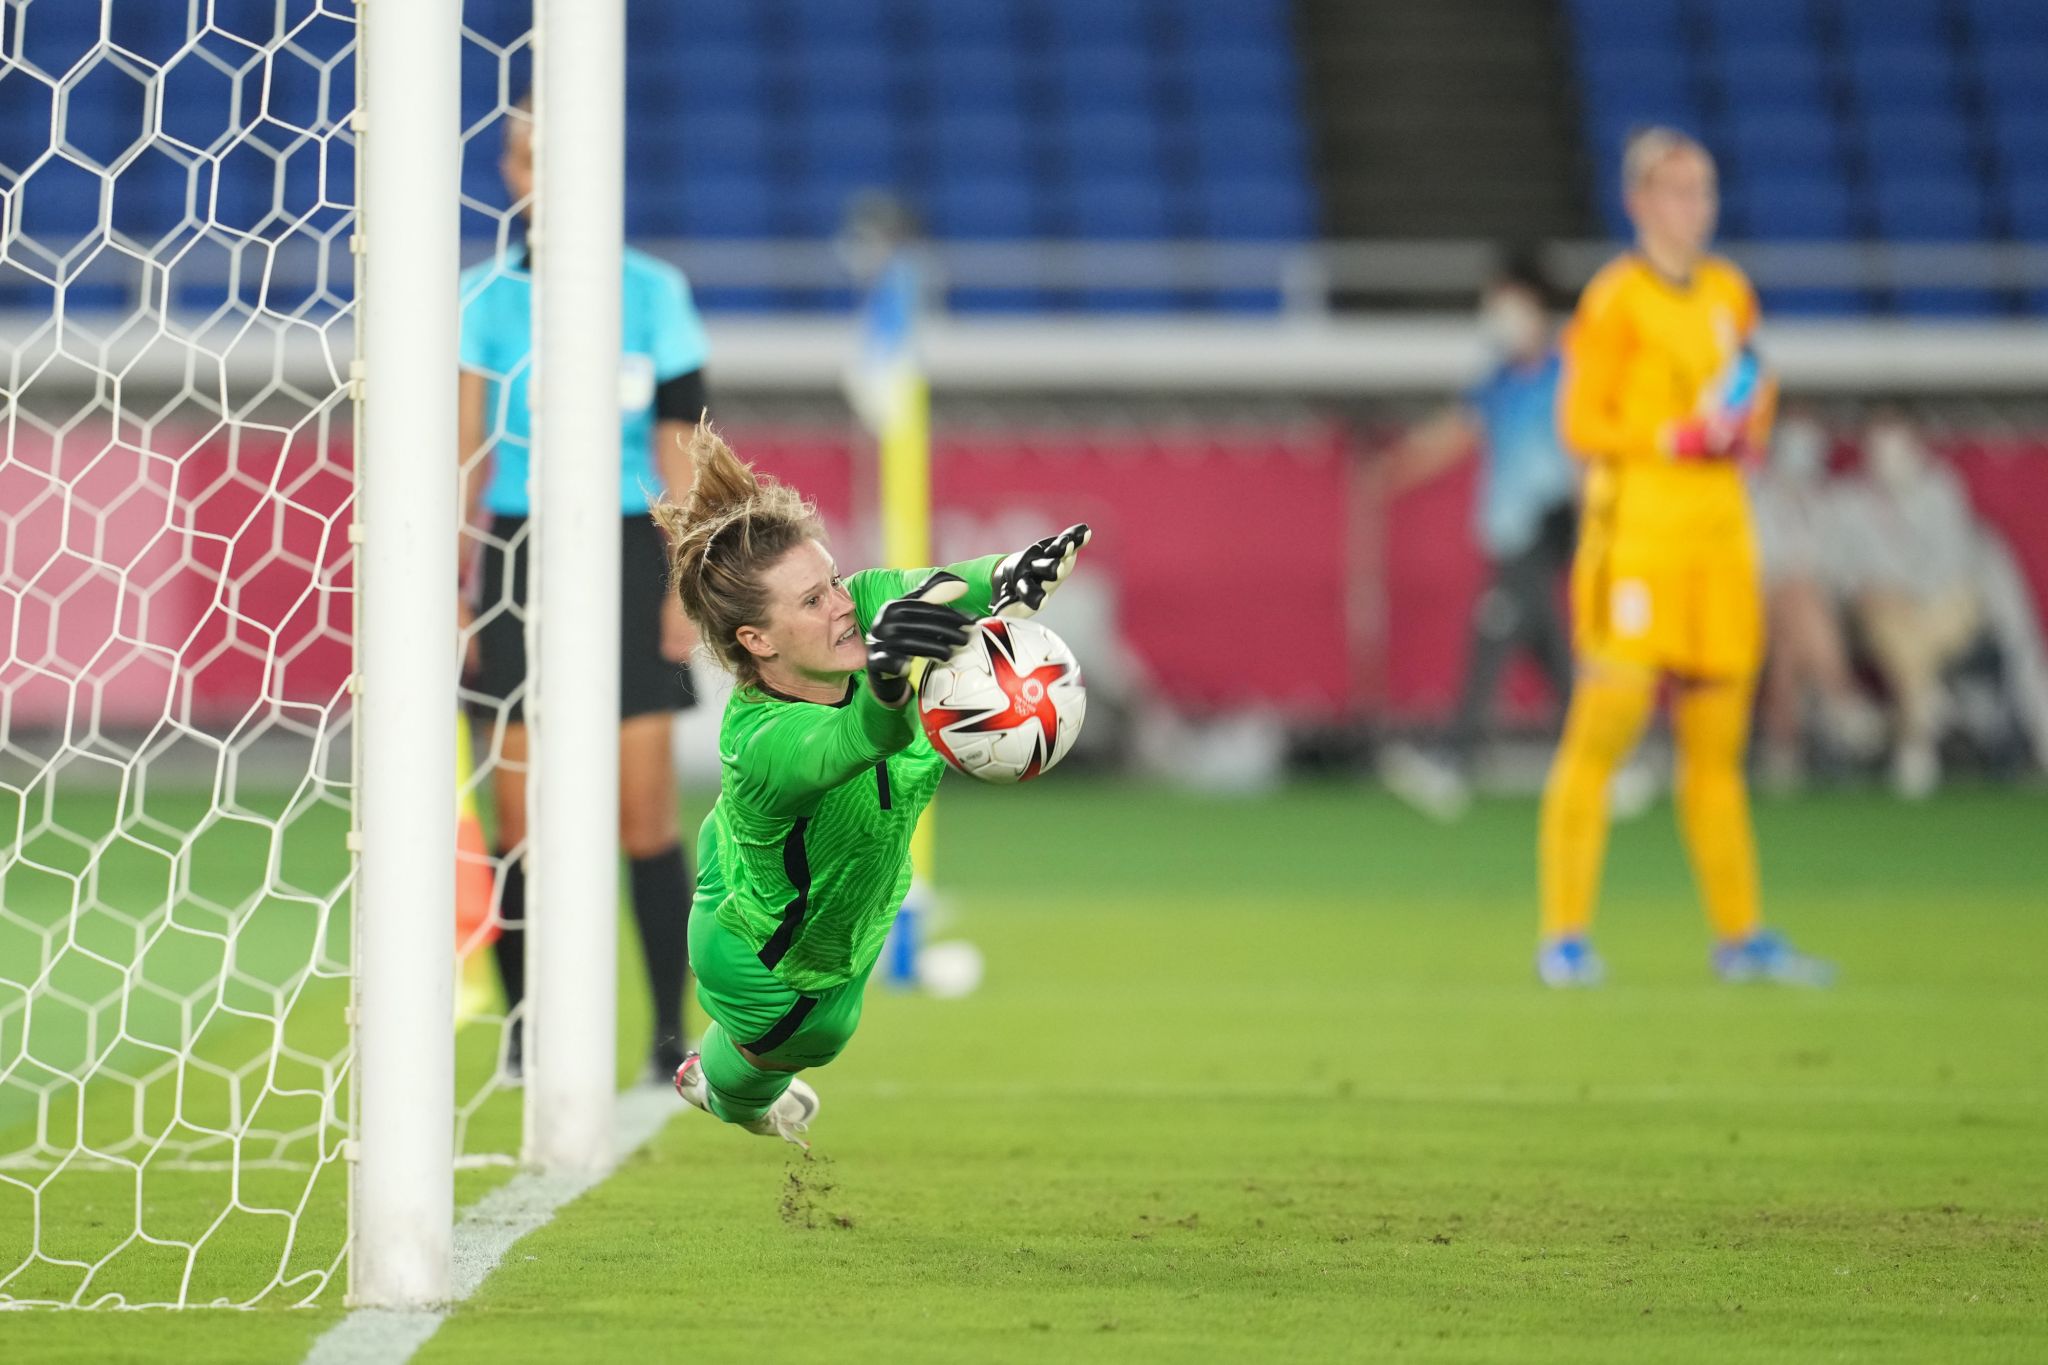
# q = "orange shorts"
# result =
<box><xmin>1571</xmin><ymin>539</ymin><xmax>1763</xmax><ymax>680</ymax></box>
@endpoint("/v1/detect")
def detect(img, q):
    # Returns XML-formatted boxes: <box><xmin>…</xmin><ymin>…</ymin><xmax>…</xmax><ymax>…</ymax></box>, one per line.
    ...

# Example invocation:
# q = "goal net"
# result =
<box><xmin>0</xmin><ymin>0</ymin><xmax>357</xmax><ymax>1309</ymax></box>
<box><xmin>1</xmin><ymin>0</ymin><xmax>553</xmax><ymax>1309</ymax></box>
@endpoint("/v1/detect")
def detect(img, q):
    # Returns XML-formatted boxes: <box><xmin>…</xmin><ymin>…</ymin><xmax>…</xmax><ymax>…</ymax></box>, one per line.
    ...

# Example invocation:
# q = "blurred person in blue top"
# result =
<box><xmin>1381</xmin><ymin>258</ymin><xmax>1581</xmax><ymax>820</ymax></box>
<box><xmin>458</xmin><ymin>98</ymin><xmax>709</xmax><ymax>1082</ymax></box>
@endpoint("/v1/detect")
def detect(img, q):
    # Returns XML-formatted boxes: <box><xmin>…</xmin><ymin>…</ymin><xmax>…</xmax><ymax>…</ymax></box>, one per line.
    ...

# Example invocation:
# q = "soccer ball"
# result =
<box><xmin>918</xmin><ymin>617</ymin><xmax>1086</xmax><ymax>783</ymax></box>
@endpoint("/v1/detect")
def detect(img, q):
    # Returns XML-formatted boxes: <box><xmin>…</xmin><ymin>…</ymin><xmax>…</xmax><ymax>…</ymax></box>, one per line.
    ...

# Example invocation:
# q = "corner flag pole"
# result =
<box><xmin>852</xmin><ymin>253</ymin><xmax>934</xmax><ymax>986</ymax></box>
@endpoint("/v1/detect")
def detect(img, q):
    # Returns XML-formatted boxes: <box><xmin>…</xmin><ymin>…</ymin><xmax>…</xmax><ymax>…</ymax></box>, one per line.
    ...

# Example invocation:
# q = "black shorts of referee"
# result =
<box><xmin>465</xmin><ymin>513</ymin><xmax>695</xmax><ymax>722</ymax></box>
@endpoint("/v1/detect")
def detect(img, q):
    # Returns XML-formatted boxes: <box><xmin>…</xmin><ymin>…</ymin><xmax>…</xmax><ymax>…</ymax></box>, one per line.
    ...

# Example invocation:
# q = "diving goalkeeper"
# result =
<box><xmin>658</xmin><ymin>424</ymin><xmax>1089</xmax><ymax>1145</ymax></box>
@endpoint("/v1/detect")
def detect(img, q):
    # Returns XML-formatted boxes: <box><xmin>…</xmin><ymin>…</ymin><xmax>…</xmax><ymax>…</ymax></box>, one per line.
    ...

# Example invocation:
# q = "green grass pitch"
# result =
<box><xmin>4</xmin><ymin>781</ymin><xmax>2044</xmax><ymax>1362</ymax></box>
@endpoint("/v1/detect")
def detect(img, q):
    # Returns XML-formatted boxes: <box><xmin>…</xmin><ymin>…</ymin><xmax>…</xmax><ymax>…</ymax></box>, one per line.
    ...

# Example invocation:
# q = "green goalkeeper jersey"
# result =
<box><xmin>701</xmin><ymin>556</ymin><xmax>1002</xmax><ymax>992</ymax></box>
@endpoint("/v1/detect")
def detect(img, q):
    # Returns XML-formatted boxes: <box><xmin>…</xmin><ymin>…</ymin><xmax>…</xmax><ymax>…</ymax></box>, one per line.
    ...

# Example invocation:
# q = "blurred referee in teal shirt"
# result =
<box><xmin>1381</xmin><ymin>260</ymin><xmax>1579</xmax><ymax>820</ymax></box>
<box><xmin>458</xmin><ymin>100</ymin><xmax>708</xmax><ymax>1081</ymax></box>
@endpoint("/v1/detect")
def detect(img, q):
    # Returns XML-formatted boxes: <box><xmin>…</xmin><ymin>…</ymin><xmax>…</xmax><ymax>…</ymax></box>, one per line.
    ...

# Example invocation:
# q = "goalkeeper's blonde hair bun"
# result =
<box><xmin>653</xmin><ymin>422</ymin><xmax>824</xmax><ymax>684</ymax></box>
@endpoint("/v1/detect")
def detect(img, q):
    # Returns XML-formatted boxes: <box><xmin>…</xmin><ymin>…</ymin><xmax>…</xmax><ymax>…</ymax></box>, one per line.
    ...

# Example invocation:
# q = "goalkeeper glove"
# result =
<box><xmin>990</xmin><ymin>523</ymin><xmax>1092</xmax><ymax>619</ymax></box>
<box><xmin>1669</xmin><ymin>346</ymin><xmax>1773</xmax><ymax>464</ymax></box>
<box><xmin>865</xmin><ymin>572</ymin><xmax>973</xmax><ymax>707</ymax></box>
<box><xmin>1665</xmin><ymin>413</ymin><xmax>1745</xmax><ymax>462</ymax></box>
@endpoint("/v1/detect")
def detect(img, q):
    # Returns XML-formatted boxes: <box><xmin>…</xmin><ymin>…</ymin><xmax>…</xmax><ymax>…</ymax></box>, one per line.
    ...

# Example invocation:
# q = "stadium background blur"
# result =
<box><xmin>7</xmin><ymin>0</ymin><xmax>2046</xmax><ymax>790</ymax></box>
<box><xmin>4</xmin><ymin>0</ymin><xmax>2047</xmax><ymax>1357</ymax></box>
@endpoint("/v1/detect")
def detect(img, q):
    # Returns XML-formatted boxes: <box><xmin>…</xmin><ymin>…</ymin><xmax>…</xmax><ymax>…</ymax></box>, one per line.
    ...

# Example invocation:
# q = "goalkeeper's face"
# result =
<box><xmin>1628</xmin><ymin>145</ymin><xmax>1718</xmax><ymax>262</ymax></box>
<box><xmin>743</xmin><ymin>539</ymin><xmax>865</xmax><ymax>682</ymax></box>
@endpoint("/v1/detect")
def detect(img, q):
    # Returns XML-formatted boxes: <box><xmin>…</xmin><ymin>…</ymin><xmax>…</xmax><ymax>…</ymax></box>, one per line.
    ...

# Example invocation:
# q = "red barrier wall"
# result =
<box><xmin>1</xmin><ymin>424</ymin><xmax>353</xmax><ymax>733</ymax></box>
<box><xmin>4</xmin><ymin>423</ymin><xmax>2044</xmax><ymax>730</ymax></box>
<box><xmin>729</xmin><ymin>420</ymin><xmax>1360</xmax><ymax>713</ymax></box>
<box><xmin>1377</xmin><ymin>436</ymin><xmax>2048</xmax><ymax>723</ymax></box>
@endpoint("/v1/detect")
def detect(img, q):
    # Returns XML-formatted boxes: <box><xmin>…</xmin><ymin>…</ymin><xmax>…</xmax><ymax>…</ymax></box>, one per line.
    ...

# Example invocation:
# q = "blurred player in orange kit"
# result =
<box><xmin>1535</xmin><ymin>127</ymin><xmax>1831</xmax><ymax>988</ymax></box>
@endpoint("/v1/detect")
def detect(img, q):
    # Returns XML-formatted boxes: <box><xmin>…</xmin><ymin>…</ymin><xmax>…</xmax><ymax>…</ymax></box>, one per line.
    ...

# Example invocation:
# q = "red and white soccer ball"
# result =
<box><xmin>918</xmin><ymin>617</ymin><xmax>1086</xmax><ymax>783</ymax></box>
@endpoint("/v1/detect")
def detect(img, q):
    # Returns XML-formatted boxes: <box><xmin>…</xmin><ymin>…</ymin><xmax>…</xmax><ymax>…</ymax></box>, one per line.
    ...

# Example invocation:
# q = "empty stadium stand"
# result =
<box><xmin>1563</xmin><ymin>0</ymin><xmax>2048</xmax><ymax>313</ymax></box>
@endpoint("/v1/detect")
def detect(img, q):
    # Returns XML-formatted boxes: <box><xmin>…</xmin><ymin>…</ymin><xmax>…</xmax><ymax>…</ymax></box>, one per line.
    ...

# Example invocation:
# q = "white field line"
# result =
<box><xmin>301</xmin><ymin>1083</ymin><xmax>679</xmax><ymax>1365</ymax></box>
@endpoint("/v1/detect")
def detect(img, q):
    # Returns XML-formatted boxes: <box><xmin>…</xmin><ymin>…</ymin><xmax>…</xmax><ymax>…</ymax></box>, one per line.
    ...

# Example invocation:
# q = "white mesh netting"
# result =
<box><xmin>451</xmin><ymin>0</ymin><xmax>531</xmax><ymax>1170</ymax></box>
<box><xmin>0</xmin><ymin>0</ymin><xmax>358</xmax><ymax>1308</ymax></box>
<box><xmin>1</xmin><ymin>0</ymin><xmax>549</xmax><ymax>1308</ymax></box>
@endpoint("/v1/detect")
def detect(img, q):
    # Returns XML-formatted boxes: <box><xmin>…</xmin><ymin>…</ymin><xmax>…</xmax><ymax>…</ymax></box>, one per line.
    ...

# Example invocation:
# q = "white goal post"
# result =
<box><xmin>525</xmin><ymin>0</ymin><xmax>626</xmax><ymax>1177</ymax></box>
<box><xmin>352</xmin><ymin>0</ymin><xmax>459</xmax><ymax>1308</ymax></box>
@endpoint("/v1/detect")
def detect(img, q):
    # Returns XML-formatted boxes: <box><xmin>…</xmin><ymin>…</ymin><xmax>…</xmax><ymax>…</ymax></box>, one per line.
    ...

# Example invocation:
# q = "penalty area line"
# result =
<box><xmin>302</xmin><ymin>1084</ymin><xmax>679</xmax><ymax>1365</ymax></box>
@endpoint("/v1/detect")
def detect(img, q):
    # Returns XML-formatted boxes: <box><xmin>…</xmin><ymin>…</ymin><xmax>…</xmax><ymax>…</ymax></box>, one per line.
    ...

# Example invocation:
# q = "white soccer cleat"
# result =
<box><xmin>744</xmin><ymin>1078</ymin><xmax>820</xmax><ymax>1150</ymax></box>
<box><xmin>673</xmin><ymin>1052</ymin><xmax>820</xmax><ymax>1149</ymax></box>
<box><xmin>673</xmin><ymin>1051</ymin><xmax>710</xmax><ymax>1112</ymax></box>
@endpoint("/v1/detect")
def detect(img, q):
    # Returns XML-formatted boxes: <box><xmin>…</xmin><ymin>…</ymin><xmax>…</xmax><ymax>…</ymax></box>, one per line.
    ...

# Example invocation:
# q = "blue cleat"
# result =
<box><xmin>1537</xmin><ymin>935</ymin><xmax>1606</xmax><ymax>988</ymax></box>
<box><xmin>1712</xmin><ymin>930</ymin><xmax>1836</xmax><ymax>987</ymax></box>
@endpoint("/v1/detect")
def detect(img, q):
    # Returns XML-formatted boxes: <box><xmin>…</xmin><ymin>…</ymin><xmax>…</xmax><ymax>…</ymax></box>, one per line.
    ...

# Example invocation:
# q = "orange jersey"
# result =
<box><xmin>1559</xmin><ymin>254</ymin><xmax>1768</xmax><ymax>678</ymax></box>
<box><xmin>1558</xmin><ymin>253</ymin><xmax>1767</xmax><ymax>553</ymax></box>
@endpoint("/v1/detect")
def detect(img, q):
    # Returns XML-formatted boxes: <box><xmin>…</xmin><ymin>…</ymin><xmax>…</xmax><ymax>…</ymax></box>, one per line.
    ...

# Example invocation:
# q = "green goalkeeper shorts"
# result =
<box><xmin>688</xmin><ymin>851</ymin><xmax>869</xmax><ymax>1070</ymax></box>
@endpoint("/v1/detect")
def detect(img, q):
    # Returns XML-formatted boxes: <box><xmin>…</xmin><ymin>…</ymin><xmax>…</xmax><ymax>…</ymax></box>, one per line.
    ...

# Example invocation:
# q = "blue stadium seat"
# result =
<box><xmin>1049</xmin><ymin>45</ymin><xmax>1159</xmax><ymax>114</ymax></box>
<box><xmin>795</xmin><ymin>113</ymin><xmax>900</xmax><ymax>182</ymax></box>
<box><xmin>786</xmin><ymin>45</ymin><xmax>902</xmax><ymax>114</ymax></box>
<box><xmin>673</xmin><ymin>112</ymin><xmax>773</xmax><ymax>175</ymax></box>
<box><xmin>906</xmin><ymin>0</ymin><xmax>1020</xmax><ymax>44</ymax></box>
<box><xmin>630</xmin><ymin>182</ymin><xmax>687</xmax><ymax>237</ymax></box>
<box><xmin>1726</xmin><ymin>109</ymin><xmax>1842</xmax><ymax>175</ymax></box>
<box><xmin>1696</xmin><ymin>0</ymin><xmax>1818</xmax><ymax>44</ymax></box>
<box><xmin>626</xmin><ymin>127</ymin><xmax>681</xmax><ymax>178</ymax></box>
<box><xmin>102</xmin><ymin>0</ymin><xmax>184</xmax><ymax>65</ymax></box>
<box><xmin>1977</xmin><ymin>47</ymin><xmax>2048</xmax><ymax>115</ymax></box>
<box><xmin>926</xmin><ymin>175</ymin><xmax>1043</xmax><ymax>238</ymax></box>
<box><xmin>1195</xmin><ymin>175</ymin><xmax>1314</xmax><ymax>240</ymax></box>
<box><xmin>1987</xmin><ymin>110</ymin><xmax>2048</xmax><ymax>180</ymax></box>
<box><xmin>1705</xmin><ymin>43</ymin><xmax>1831</xmax><ymax>108</ymax></box>
<box><xmin>1056</xmin><ymin>111</ymin><xmax>1163</xmax><ymax>178</ymax></box>
<box><xmin>1844</xmin><ymin>45</ymin><xmax>1959</xmax><ymax>110</ymax></box>
<box><xmin>1856</xmin><ymin>110</ymin><xmax>1974</xmax><ymax>177</ymax></box>
<box><xmin>2002</xmin><ymin>177</ymin><xmax>2048</xmax><ymax>240</ymax></box>
<box><xmin>672</xmin><ymin>43</ymin><xmax>768</xmax><ymax>112</ymax></box>
<box><xmin>1187</xmin><ymin>110</ymin><xmax>1308</xmax><ymax>177</ymax></box>
<box><xmin>1890</xmin><ymin>289</ymin><xmax>2003</xmax><ymax>317</ymax></box>
<box><xmin>109</xmin><ymin>155</ymin><xmax>185</xmax><ymax>243</ymax></box>
<box><xmin>1043</xmin><ymin>0</ymin><xmax>1151</xmax><ymax>45</ymax></box>
<box><xmin>15</xmin><ymin>0</ymin><xmax>99</xmax><ymax>77</ymax></box>
<box><xmin>1173</xmin><ymin>43</ymin><xmax>1298</xmax><ymax>112</ymax></box>
<box><xmin>1963</xmin><ymin>0</ymin><xmax>2048</xmax><ymax>41</ymax></box>
<box><xmin>1741</xmin><ymin>174</ymin><xmax>1857</xmax><ymax>237</ymax></box>
<box><xmin>1871</xmin><ymin>173</ymin><xmax>1991</xmax><ymax>239</ymax></box>
<box><xmin>929</xmin><ymin>113</ymin><xmax>1034</xmax><ymax>177</ymax></box>
<box><xmin>922</xmin><ymin>46</ymin><xmax>1027</xmax><ymax>114</ymax></box>
<box><xmin>675</xmin><ymin>172</ymin><xmax>777</xmax><ymax>237</ymax></box>
<box><xmin>787</xmin><ymin>0</ymin><xmax>889</xmax><ymax>44</ymax></box>
<box><xmin>787</xmin><ymin>173</ymin><xmax>896</xmax><ymax>236</ymax></box>
<box><xmin>1564</xmin><ymin>0</ymin><xmax>1686</xmax><ymax>46</ymax></box>
<box><xmin>1177</xmin><ymin>0</ymin><xmax>1292</xmax><ymax>43</ymax></box>
<box><xmin>63</xmin><ymin>95</ymin><xmax>148</xmax><ymax>172</ymax></box>
<box><xmin>1825</xmin><ymin>0</ymin><xmax>1953</xmax><ymax>46</ymax></box>
<box><xmin>1059</xmin><ymin>175</ymin><xmax>1180</xmax><ymax>240</ymax></box>
<box><xmin>1581</xmin><ymin>53</ymin><xmax>1700</xmax><ymax>140</ymax></box>
<box><xmin>643</xmin><ymin>0</ymin><xmax>759</xmax><ymax>43</ymax></box>
<box><xmin>1579</xmin><ymin>48</ymin><xmax>1692</xmax><ymax>105</ymax></box>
